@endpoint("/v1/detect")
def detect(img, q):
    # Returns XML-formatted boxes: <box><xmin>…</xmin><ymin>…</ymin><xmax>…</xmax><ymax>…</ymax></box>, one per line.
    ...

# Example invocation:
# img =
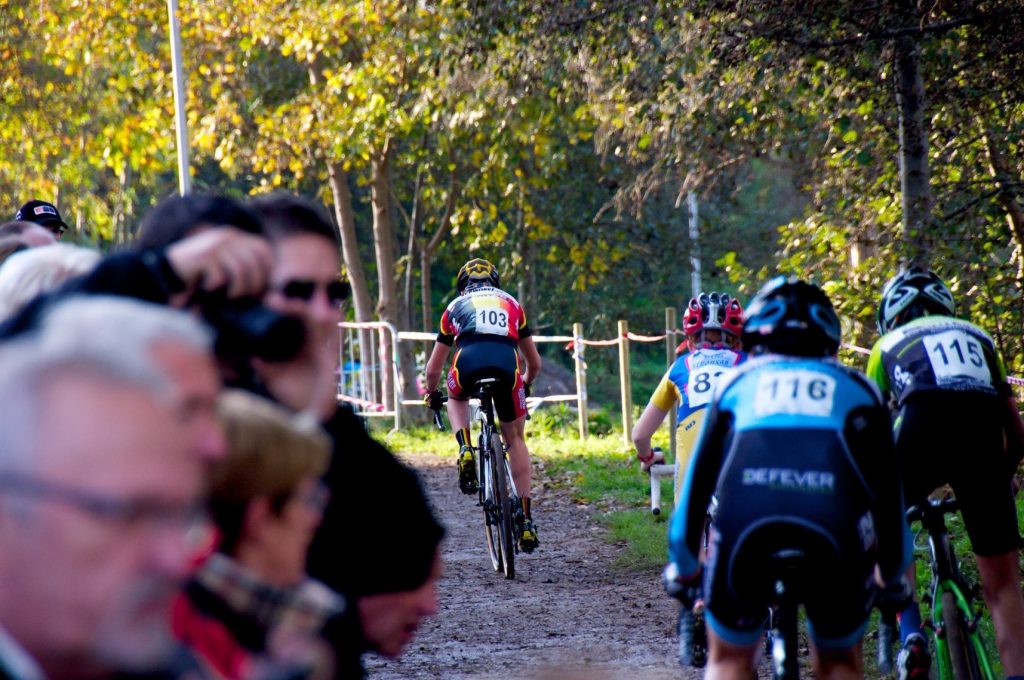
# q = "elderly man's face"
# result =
<box><xmin>150</xmin><ymin>340</ymin><xmax>226</xmax><ymax>464</ymax></box>
<box><xmin>0</xmin><ymin>371</ymin><xmax>207</xmax><ymax>673</ymax></box>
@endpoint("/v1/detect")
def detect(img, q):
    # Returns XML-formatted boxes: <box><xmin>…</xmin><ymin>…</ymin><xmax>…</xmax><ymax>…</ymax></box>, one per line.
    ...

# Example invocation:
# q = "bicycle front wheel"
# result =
<box><xmin>940</xmin><ymin>590</ymin><xmax>983</xmax><ymax>680</ymax></box>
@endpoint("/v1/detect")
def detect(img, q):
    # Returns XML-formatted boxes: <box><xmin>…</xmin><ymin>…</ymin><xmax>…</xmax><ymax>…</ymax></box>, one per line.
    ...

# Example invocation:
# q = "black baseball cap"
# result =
<box><xmin>15</xmin><ymin>200</ymin><xmax>69</xmax><ymax>234</ymax></box>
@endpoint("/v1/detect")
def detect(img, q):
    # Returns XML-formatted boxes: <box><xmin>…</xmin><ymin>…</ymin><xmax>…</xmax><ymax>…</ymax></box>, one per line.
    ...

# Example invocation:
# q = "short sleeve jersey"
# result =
<box><xmin>866</xmin><ymin>315</ymin><xmax>1008</xmax><ymax>406</ymax></box>
<box><xmin>436</xmin><ymin>286</ymin><xmax>531</xmax><ymax>346</ymax></box>
<box><xmin>649</xmin><ymin>347</ymin><xmax>746</xmax><ymax>423</ymax></box>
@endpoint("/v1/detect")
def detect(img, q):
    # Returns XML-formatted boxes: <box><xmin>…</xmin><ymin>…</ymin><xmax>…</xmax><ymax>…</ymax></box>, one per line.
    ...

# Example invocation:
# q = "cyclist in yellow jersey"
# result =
<box><xmin>632</xmin><ymin>292</ymin><xmax>746</xmax><ymax>473</ymax></box>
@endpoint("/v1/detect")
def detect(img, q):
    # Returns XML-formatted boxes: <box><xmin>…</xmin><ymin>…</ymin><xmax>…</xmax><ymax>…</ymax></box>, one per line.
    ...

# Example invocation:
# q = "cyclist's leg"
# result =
<box><xmin>500</xmin><ymin>416</ymin><xmax>530</xmax><ymax>499</ymax></box>
<box><xmin>892</xmin><ymin>402</ymin><xmax>943</xmax><ymax>647</ymax></box>
<box><xmin>809</xmin><ymin>645</ymin><xmax>862</xmax><ymax>680</ymax></box>
<box><xmin>975</xmin><ymin>550</ymin><xmax>1024</xmax><ymax>674</ymax></box>
<box><xmin>446</xmin><ymin>396</ymin><xmax>471</xmax><ymax>432</ymax></box>
<box><xmin>705</xmin><ymin>631</ymin><xmax>758</xmax><ymax>679</ymax></box>
<box><xmin>947</xmin><ymin>395</ymin><xmax>1024</xmax><ymax>674</ymax></box>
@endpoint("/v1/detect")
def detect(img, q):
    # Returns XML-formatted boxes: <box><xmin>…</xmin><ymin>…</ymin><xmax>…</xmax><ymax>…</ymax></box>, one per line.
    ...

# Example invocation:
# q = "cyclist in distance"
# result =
<box><xmin>423</xmin><ymin>258</ymin><xmax>543</xmax><ymax>552</ymax></box>
<box><xmin>666</xmin><ymin>276</ymin><xmax>910</xmax><ymax>679</ymax></box>
<box><xmin>867</xmin><ymin>267</ymin><xmax>1024</xmax><ymax>680</ymax></box>
<box><xmin>632</xmin><ymin>291</ymin><xmax>746</xmax><ymax>472</ymax></box>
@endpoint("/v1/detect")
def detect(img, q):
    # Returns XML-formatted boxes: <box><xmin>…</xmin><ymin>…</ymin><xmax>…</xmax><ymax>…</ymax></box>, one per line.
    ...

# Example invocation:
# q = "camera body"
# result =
<box><xmin>195</xmin><ymin>292</ymin><xmax>305</xmax><ymax>364</ymax></box>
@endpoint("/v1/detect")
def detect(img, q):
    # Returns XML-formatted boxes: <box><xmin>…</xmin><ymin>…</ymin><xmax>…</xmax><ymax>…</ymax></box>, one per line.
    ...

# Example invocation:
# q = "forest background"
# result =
<box><xmin>3</xmin><ymin>0</ymin><xmax>1024</xmax><ymax>411</ymax></box>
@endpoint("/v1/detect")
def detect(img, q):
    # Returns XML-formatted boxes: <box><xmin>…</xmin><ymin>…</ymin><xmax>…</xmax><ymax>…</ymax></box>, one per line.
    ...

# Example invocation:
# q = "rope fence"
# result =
<box><xmin>338</xmin><ymin>312</ymin><xmax>1024</xmax><ymax>437</ymax></box>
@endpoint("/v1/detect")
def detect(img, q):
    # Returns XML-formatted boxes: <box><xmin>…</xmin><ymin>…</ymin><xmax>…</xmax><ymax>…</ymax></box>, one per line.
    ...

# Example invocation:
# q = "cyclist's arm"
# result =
<box><xmin>632</xmin><ymin>402</ymin><xmax>669</xmax><ymax>458</ymax></box>
<box><xmin>423</xmin><ymin>341</ymin><xmax>450</xmax><ymax>394</ymax></box>
<box><xmin>519</xmin><ymin>335</ymin><xmax>542</xmax><ymax>386</ymax></box>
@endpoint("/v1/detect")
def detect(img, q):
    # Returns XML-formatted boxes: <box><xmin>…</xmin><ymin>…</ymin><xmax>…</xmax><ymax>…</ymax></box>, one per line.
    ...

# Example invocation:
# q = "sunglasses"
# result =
<box><xmin>275</xmin><ymin>279</ymin><xmax>351</xmax><ymax>306</ymax></box>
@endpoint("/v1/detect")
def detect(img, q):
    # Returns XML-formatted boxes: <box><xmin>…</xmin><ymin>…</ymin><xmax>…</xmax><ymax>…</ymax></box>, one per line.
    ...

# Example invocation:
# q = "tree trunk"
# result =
<box><xmin>420</xmin><ymin>169</ymin><xmax>459</xmax><ymax>331</ymax></box>
<box><xmin>370</xmin><ymin>149</ymin><xmax>406</xmax><ymax>412</ymax></box>
<box><xmin>893</xmin><ymin>3</ymin><xmax>932</xmax><ymax>268</ymax></box>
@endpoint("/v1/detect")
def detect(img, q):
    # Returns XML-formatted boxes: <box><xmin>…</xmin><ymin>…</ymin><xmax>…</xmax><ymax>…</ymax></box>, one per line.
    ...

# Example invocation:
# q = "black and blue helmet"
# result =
<box><xmin>742</xmin><ymin>276</ymin><xmax>842</xmax><ymax>357</ymax></box>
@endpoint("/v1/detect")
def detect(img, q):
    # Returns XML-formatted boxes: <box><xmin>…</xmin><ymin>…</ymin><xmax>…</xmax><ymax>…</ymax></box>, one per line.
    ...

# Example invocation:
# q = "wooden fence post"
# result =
<box><xmin>573</xmin><ymin>322</ymin><xmax>589</xmax><ymax>439</ymax></box>
<box><xmin>618</xmin><ymin>319</ymin><xmax>632</xmax><ymax>446</ymax></box>
<box><xmin>665</xmin><ymin>306</ymin><xmax>677</xmax><ymax>464</ymax></box>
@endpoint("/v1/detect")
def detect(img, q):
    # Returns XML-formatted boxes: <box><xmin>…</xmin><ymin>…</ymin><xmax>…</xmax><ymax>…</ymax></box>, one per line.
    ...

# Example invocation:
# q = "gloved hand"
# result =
<box><xmin>662</xmin><ymin>562</ymin><xmax>702</xmax><ymax>609</ymax></box>
<box><xmin>876</xmin><ymin>577</ymin><xmax>913</xmax><ymax>618</ymax></box>
<box><xmin>424</xmin><ymin>390</ymin><xmax>445</xmax><ymax>411</ymax></box>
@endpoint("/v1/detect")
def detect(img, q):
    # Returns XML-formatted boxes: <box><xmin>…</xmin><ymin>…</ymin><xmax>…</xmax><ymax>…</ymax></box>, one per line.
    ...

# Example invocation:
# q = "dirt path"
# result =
<box><xmin>364</xmin><ymin>452</ymin><xmax>701</xmax><ymax>680</ymax></box>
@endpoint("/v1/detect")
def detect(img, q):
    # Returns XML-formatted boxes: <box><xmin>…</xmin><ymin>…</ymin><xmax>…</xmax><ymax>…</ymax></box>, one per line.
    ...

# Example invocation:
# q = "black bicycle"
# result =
<box><xmin>433</xmin><ymin>378</ymin><xmax>523</xmax><ymax>579</ymax></box>
<box><xmin>877</xmin><ymin>496</ymin><xmax>996</xmax><ymax>680</ymax></box>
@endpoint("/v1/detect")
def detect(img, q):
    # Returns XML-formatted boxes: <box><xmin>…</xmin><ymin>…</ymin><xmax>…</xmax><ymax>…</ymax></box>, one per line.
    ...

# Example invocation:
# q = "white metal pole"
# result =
<box><xmin>688</xmin><ymin>191</ymin><xmax>700</xmax><ymax>297</ymax></box>
<box><xmin>167</xmin><ymin>0</ymin><xmax>191</xmax><ymax>195</ymax></box>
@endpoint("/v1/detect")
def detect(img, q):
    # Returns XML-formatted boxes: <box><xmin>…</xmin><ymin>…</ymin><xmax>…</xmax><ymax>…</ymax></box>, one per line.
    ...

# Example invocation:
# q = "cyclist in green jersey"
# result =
<box><xmin>867</xmin><ymin>267</ymin><xmax>1024</xmax><ymax>680</ymax></box>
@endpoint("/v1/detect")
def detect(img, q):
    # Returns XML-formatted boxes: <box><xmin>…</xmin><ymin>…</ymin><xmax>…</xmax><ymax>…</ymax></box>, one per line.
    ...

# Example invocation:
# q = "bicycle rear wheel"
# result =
<box><xmin>771</xmin><ymin>600</ymin><xmax>800</xmax><ymax>680</ymax></box>
<box><xmin>480</xmin><ymin>435</ymin><xmax>503</xmax><ymax>573</ymax></box>
<box><xmin>491</xmin><ymin>433</ymin><xmax>516</xmax><ymax>579</ymax></box>
<box><xmin>940</xmin><ymin>591</ymin><xmax>983</xmax><ymax>680</ymax></box>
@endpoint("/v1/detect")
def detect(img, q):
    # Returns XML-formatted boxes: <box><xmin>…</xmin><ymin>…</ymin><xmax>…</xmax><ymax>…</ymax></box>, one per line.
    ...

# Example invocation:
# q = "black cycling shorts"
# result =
<box><xmin>701</xmin><ymin>429</ymin><xmax>879</xmax><ymax>649</ymax></box>
<box><xmin>896</xmin><ymin>392</ymin><xmax>1022</xmax><ymax>556</ymax></box>
<box><xmin>446</xmin><ymin>338</ymin><xmax>527</xmax><ymax>422</ymax></box>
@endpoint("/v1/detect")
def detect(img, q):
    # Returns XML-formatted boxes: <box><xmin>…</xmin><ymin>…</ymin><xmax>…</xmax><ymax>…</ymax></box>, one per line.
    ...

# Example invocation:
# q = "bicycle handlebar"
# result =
<box><xmin>430</xmin><ymin>395</ymin><xmax>449</xmax><ymax>432</ymax></box>
<box><xmin>906</xmin><ymin>495</ymin><xmax>959</xmax><ymax>524</ymax></box>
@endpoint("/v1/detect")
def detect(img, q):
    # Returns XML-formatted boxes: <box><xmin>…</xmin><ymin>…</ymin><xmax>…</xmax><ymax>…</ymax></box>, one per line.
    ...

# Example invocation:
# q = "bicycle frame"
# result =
<box><xmin>472</xmin><ymin>379</ymin><xmax>522</xmax><ymax>580</ymax></box>
<box><xmin>913</xmin><ymin>498</ymin><xmax>996</xmax><ymax>680</ymax></box>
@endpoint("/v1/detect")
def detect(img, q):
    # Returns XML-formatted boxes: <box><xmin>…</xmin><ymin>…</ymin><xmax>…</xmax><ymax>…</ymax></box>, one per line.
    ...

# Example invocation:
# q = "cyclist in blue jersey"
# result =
<box><xmin>634</xmin><ymin>292</ymin><xmax>745</xmax><ymax>667</ymax></box>
<box><xmin>666</xmin><ymin>276</ymin><xmax>910</xmax><ymax>679</ymax></box>
<box><xmin>867</xmin><ymin>267</ymin><xmax>1024</xmax><ymax>680</ymax></box>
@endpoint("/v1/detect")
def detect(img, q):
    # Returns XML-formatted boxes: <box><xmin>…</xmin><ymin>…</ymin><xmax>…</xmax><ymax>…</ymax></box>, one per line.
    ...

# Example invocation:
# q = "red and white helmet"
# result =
<box><xmin>683</xmin><ymin>292</ymin><xmax>743</xmax><ymax>347</ymax></box>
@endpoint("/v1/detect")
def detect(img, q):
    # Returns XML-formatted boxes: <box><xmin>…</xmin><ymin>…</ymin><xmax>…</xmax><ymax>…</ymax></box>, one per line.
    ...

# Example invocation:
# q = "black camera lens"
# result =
<box><xmin>195</xmin><ymin>292</ymin><xmax>306</xmax><ymax>363</ymax></box>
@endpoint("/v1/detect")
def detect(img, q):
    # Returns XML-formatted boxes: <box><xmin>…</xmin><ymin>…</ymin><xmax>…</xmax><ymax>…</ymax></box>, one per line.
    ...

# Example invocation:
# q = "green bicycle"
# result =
<box><xmin>878</xmin><ymin>496</ymin><xmax>996</xmax><ymax>680</ymax></box>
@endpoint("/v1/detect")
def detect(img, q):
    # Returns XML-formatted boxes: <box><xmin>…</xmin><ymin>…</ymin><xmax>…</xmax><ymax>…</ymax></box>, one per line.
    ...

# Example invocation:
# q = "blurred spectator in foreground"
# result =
<box><xmin>0</xmin><ymin>236</ymin><xmax>30</xmax><ymax>270</ymax></box>
<box><xmin>0</xmin><ymin>221</ymin><xmax>57</xmax><ymax>247</ymax></box>
<box><xmin>13</xmin><ymin>200</ymin><xmax>68</xmax><ymax>240</ymax></box>
<box><xmin>247</xmin><ymin>195</ymin><xmax>446</xmax><ymax>677</ymax></box>
<box><xmin>0</xmin><ymin>296</ymin><xmax>221</xmax><ymax>678</ymax></box>
<box><xmin>174</xmin><ymin>389</ymin><xmax>339</xmax><ymax>679</ymax></box>
<box><xmin>0</xmin><ymin>244</ymin><xmax>101</xmax><ymax>319</ymax></box>
<box><xmin>332</xmin><ymin>459</ymin><xmax>444</xmax><ymax>676</ymax></box>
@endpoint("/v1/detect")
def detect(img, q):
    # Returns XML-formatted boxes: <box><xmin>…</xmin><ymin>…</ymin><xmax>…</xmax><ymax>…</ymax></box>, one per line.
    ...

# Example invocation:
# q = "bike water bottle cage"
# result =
<box><xmin>683</xmin><ymin>292</ymin><xmax>743</xmax><ymax>349</ymax></box>
<box><xmin>877</xmin><ymin>267</ymin><xmax>955</xmax><ymax>334</ymax></box>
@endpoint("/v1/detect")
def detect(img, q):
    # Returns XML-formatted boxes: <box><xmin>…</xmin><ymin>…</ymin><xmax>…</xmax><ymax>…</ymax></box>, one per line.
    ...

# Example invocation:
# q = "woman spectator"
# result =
<box><xmin>173</xmin><ymin>389</ymin><xmax>341</xmax><ymax>679</ymax></box>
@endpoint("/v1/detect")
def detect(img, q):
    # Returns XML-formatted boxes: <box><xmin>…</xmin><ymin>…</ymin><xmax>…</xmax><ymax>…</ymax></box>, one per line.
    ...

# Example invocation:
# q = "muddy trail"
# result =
<box><xmin>364</xmin><ymin>452</ymin><xmax>702</xmax><ymax>680</ymax></box>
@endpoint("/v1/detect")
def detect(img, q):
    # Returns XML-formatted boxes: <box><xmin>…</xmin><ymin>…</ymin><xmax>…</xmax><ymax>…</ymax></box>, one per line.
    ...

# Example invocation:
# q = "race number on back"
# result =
<box><xmin>922</xmin><ymin>329</ymin><xmax>992</xmax><ymax>386</ymax></box>
<box><xmin>687</xmin><ymin>367</ymin><xmax>727</xmax><ymax>408</ymax></box>
<box><xmin>753</xmin><ymin>369</ymin><xmax>836</xmax><ymax>418</ymax></box>
<box><xmin>475</xmin><ymin>307</ymin><xmax>510</xmax><ymax>335</ymax></box>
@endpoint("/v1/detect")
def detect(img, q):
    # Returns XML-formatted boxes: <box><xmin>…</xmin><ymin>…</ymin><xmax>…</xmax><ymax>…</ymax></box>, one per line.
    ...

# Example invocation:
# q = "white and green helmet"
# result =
<box><xmin>877</xmin><ymin>267</ymin><xmax>955</xmax><ymax>334</ymax></box>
